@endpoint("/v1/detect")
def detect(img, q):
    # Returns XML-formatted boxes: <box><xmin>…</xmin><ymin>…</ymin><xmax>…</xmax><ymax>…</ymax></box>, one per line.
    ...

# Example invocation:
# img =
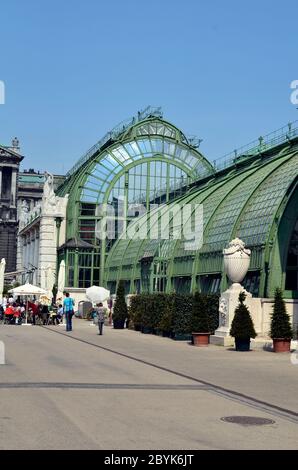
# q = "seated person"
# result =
<box><xmin>5</xmin><ymin>304</ymin><xmax>15</xmax><ymax>323</ymax></box>
<box><xmin>13</xmin><ymin>307</ymin><xmax>21</xmax><ymax>324</ymax></box>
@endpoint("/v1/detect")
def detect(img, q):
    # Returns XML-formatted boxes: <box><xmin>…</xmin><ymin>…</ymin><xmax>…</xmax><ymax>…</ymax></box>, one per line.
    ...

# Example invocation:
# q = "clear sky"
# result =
<box><xmin>0</xmin><ymin>0</ymin><xmax>297</xmax><ymax>174</ymax></box>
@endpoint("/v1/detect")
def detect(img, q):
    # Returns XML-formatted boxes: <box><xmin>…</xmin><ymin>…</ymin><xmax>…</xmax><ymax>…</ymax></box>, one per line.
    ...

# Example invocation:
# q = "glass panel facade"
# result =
<box><xmin>242</xmin><ymin>271</ymin><xmax>260</xmax><ymax>297</ymax></box>
<box><xmin>198</xmin><ymin>274</ymin><xmax>221</xmax><ymax>294</ymax></box>
<box><xmin>80</xmin><ymin>134</ymin><xmax>212</xmax><ymax>205</ymax></box>
<box><xmin>237</xmin><ymin>156</ymin><xmax>297</xmax><ymax>246</ymax></box>
<box><xmin>285</xmin><ymin>219</ymin><xmax>298</xmax><ymax>291</ymax></box>
<box><xmin>62</xmin><ymin>114</ymin><xmax>298</xmax><ymax>297</ymax></box>
<box><xmin>105</xmin><ymin>148</ymin><xmax>298</xmax><ymax>297</ymax></box>
<box><xmin>173</xmin><ymin>276</ymin><xmax>192</xmax><ymax>294</ymax></box>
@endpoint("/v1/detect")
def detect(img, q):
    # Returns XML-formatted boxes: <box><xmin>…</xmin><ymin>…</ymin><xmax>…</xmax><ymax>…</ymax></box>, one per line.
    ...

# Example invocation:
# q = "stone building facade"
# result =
<box><xmin>17</xmin><ymin>172</ymin><xmax>68</xmax><ymax>288</ymax></box>
<box><xmin>0</xmin><ymin>138</ymin><xmax>65</xmax><ymax>277</ymax></box>
<box><xmin>0</xmin><ymin>139</ymin><xmax>23</xmax><ymax>273</ymax></box>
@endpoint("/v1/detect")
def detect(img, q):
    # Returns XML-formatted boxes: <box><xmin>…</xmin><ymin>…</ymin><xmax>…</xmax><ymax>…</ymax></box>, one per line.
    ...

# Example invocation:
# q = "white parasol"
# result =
<box><xmin>57</xmin><ymin>260</ymin><xmax>65</xmax><ymax>300</ymax></box>
<box><xmin>46</xmin><ymin>265</ymin><xmax>55</xmax><ymax>300</ymax></box>
<box><xmin>0</xmin><ymin>258</ymin><xmax>6</xmax><ymax>301</ymax></box>
<box><xmin>8</xmin><ymin>283</ymin><xmax>47</xmax><ymax>325</ymax></box>
<box><xmin>86</xmin><ymin>286</ymin><xmax>110</xmax><ymax>304</ymax></box>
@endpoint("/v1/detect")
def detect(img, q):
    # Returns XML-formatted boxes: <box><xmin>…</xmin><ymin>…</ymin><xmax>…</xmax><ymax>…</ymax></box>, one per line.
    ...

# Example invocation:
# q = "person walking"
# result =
<box><xmin>29</xmin><ymin>300</ymin><xmax>38</xmax><ymax>325</ymax></box>
<box><xmin>63</xmin><ymin>292</ymin><xmax>75</xmax><ymax>332</ymax></box>
<box><xmin>95</xmin><ymin>302</ymin><xmax>106</xmax><ymax>335</ymax></box>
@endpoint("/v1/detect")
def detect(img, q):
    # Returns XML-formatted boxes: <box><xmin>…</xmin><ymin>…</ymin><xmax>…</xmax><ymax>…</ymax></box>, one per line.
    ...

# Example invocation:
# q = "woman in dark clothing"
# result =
<box><xmin>41</xmin><ymin>304</ymin><xmax>49</xmax><ymax>325</ymax></box>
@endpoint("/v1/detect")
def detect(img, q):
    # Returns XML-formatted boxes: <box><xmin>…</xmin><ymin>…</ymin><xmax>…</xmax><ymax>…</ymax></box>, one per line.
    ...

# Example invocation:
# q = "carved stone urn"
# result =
<box><xmin>223</xmin><ymin>238</ymin><xmax>251</xmax><ymax>285</ymax></box>
<box><xmin>211</xmin><ymin>238</ymin><xmax>252</xmax><ymax>346</ymax></box>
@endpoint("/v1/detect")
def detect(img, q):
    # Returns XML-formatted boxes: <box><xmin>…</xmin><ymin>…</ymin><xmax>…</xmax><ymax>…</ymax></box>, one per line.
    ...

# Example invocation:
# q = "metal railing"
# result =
<box><xmin>213</xmin><ymin>120</ymin><xmax>298</xmax><ymax>171</ymax></box>
<box><xmin>65</xmin><ymin>106</ymin><xmax>163</xmax><ymax>179</ymax></box>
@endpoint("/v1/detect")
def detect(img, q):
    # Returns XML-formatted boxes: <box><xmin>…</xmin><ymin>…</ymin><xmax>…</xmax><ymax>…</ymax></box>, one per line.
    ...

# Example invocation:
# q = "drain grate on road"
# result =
<box><xmin>221</xmin><ymin>416</ymin><xmax>275</xmax><ymax>426</ymax></box>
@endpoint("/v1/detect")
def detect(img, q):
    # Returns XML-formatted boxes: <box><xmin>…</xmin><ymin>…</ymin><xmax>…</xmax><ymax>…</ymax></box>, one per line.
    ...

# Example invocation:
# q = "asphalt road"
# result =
<box><xmin>0</xmin><ymin>320</ymin><xmax>297</xmax><ymax>450</ymax></box>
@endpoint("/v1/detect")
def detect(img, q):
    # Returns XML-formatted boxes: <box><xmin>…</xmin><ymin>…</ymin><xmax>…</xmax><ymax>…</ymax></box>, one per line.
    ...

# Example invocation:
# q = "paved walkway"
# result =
<box><xmin>0</xmin><ymin>319</ymin><xmax>297</xmax><ymax>449</ymax></box>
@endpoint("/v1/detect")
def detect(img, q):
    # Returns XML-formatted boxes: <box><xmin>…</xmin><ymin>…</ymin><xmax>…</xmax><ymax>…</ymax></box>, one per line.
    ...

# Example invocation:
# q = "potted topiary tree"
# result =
<box><xmin>191</xmin><ymin>292</ymin><xmax>211</xmax><ymax>346</ymax></box>
<box><xmin>113</xmin><ymin>280</ymin><xmax>128</xmax><ymax>329</ymax></box>
<box><xmin>270</xmin><ymin>288</ymin><xmax>293</xmax><ymax>353</ymax></box>
<box><xmin>230</xmin><ymin>291</ymin><xmax>257</xmax><ymax>351</ymax></box>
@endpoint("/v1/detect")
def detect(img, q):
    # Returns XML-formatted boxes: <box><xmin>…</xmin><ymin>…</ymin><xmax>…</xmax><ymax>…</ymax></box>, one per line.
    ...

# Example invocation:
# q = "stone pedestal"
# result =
<box><xmin>210</xmin><ymin>283</ymin><xmax>252</xmax><ymax>346</ymax></box>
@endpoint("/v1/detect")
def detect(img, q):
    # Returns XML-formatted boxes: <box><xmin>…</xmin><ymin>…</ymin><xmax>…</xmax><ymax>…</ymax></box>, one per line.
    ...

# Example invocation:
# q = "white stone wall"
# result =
<box><xmin>17</xmin><ymin>187</ymin><xmax>68</xmax><ymax>287</ymax></box>
<box><xmin>63</xmin><ymin>288</ymin><xmax>87</xmax><ymax>309</ymax></box>
<box><xmin>39</xmin><ymin>216</ymin><xmax>57</xmax><ymax>290</ymax></box>
<box><xmin>212</xmin><ymin>293</ymin><xmax>298</xmax><ymax>346</ymax></box>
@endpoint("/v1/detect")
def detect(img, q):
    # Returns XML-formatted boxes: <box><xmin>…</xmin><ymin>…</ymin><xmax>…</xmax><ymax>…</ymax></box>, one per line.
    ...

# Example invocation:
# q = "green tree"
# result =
<box><xmin>270</xmin><ymin>288</ymin><xmax>293</xmax><ymax>339</ymax></box>
<box><xmin>113</xmin><ymin>280</ymin><xmax>128</xmax><ymax>328</ymax></box>
<box><xmin>230</xmin><ymin>292</ymin><xmax>257</xmax><ymax>339</ymax></box>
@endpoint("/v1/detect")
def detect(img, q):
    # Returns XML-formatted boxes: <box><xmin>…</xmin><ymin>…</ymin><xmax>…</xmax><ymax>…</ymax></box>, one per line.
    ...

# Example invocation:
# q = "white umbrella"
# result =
<box><xmin>57</xmin><ymin>260</ymin><xmax>65</xmax><ymax>298</ymax></box>
<box><xmin>8</xmin><ymin>283</ymin><xmax>47</xmax><ymax>325</ymax></box>
<box><xmin>86</xmin><ymin>286</ymin><xmax>110</xmax><ymax>304</ymax></box>
<box><xmin>9</xmin><ymin>283</ymin><xmax>47</xmax><ymax>296</ymax></box>
<box><xmin>46</xmin><ymin>265</ymin><xmax>55</xmax><ymax>300</ymax></box>
<box><xmin>0</xmin><ymin>258</ymin><xmax>6</xmax><ymax>301</ymax></box>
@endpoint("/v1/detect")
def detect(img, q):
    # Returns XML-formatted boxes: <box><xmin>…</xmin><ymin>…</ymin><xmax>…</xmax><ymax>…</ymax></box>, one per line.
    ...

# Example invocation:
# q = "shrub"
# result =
<box><xmin>172</xmin><ymin>294</ymin><xmax>192</xmax><ymax>335</ymax></box>
<box><xmin>158</xmin><ymin>295</ymin><xmax>174</xmax><ymax>333</ymax></box>
<box><xmin>230</xmin><ymin>292</ymin><xmax>257</xmax><ymax>339</ymax></box>
<box><xmin>141</xmin><ymin>293</ymin><xmax>166</xmax><ymax>332</ymax></box>
<box><xmin>270</xmin><ymin>288</ymin><xmax>293</xmax><ymax>339</ymax></box>
<box><xmin>128</xmin><ymin>295</ymin><xmax>142</xmax><ymax>330</ymax></box>
<box><xmin>113</xmin><ymin>280</ymin><xmax>128</xmax><ymax>326</ymax></box>
<box><xmin>205</xmin><ymin>294</ymin><xmax>219</xmax><ymax>333</ymax></box>
<box><xmin>191</xmin><ymin>292</ymin><xmax>210</xmax><ymax>333</ymax></box>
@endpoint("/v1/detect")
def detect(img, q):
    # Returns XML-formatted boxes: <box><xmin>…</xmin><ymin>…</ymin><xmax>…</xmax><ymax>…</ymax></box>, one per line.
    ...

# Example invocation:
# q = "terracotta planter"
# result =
<box><xmin>273</xmin><ymin>338</ymin><xmax>291</xmax><ymax>353</ymax></box>
<box><xmin>192</xmin><ymin>332</ymin><xmax>210</xmax><ymax>347</ymax></box>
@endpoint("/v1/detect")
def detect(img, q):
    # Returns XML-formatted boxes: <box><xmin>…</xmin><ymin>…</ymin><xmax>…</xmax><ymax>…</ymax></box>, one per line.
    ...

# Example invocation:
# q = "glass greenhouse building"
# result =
<box><xmin>58</xmin><ymin>108</ymin><xmax>298</xmax><ymax>299</ymax></box>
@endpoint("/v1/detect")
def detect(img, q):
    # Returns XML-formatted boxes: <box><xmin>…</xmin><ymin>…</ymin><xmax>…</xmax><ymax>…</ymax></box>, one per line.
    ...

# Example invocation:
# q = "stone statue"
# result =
<box><xmin>43</xmin><ymin>172</ymin><xmax>55</xmax><ymax>199</ymax></box>
<box><xmin>219</xmin><ymin>297</ymin><xmax>228</xmax><ymax>326</ymax></box>
<box><xmin>32</xmin><ymin>202</ymin><xmax>42</xmax><ymax>219</ymax></box>
<box><xmin>19</xmin><ymin>200</ymin><xmax>29</xmax><ymax>226</ymax></box>
<box><xmin>43</xmin><ymin>171</ymin><xmax>57</xmax><ymax>211</ymax></box>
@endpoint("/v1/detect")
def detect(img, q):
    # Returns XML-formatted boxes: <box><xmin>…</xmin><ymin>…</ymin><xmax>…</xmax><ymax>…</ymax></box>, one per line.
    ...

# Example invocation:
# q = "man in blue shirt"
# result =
<box><xmin>63</xmin><ymin>292</ymin><xmax>75</xmax><ymax>331</ymax></box>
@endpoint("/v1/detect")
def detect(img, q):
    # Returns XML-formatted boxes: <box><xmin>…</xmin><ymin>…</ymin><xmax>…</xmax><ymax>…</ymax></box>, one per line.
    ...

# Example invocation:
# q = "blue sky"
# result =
<box><xmin>0</xmin><ymin>0</ymin><xmax>297</xmax><ymax>174</ymax></box>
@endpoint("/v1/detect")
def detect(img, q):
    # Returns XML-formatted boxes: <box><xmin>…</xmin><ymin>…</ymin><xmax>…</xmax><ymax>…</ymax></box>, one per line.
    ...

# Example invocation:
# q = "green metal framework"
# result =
<box><xmin>105</xmin><ymin>135</ymin><xmax>298</xmax><ymax>298</ymax></box>
<box><xmin>57</xmin><ymin>108</ymin><xmax>213</xmax><ymax>288</ymax></box>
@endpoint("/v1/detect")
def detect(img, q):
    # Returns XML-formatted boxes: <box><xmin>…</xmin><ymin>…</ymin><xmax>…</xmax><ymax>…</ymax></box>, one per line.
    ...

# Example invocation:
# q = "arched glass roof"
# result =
<box><xmin>58</xmin><ymin>115</ymin><xmax>214</xmax><ymax>207</ymax></box>
<box><xmin>80</xmin><ymin>132</ymin><xmax>212</xmax><ymax>203</ymax></box>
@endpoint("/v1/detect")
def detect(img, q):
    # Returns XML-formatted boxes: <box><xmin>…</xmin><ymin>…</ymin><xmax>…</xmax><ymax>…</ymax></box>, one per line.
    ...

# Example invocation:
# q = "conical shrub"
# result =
<box><xmin>230</xmin><ymin>292</ymin><xmax>257</xmax><ymax>339</ymax></box>
<box><xmin>270</xmin><ymin>288</ymin><xmax>292</xmax><ymax>339</ymax></box>
<box><xmin>191</xmin><ymin>292</ymin><xmax>210</xmax><ymax>333</ymax></box>
<box><xmin>113</xmin><ymin>280</ymin><xmax>128</xmax><ymax>326</ymax></box>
